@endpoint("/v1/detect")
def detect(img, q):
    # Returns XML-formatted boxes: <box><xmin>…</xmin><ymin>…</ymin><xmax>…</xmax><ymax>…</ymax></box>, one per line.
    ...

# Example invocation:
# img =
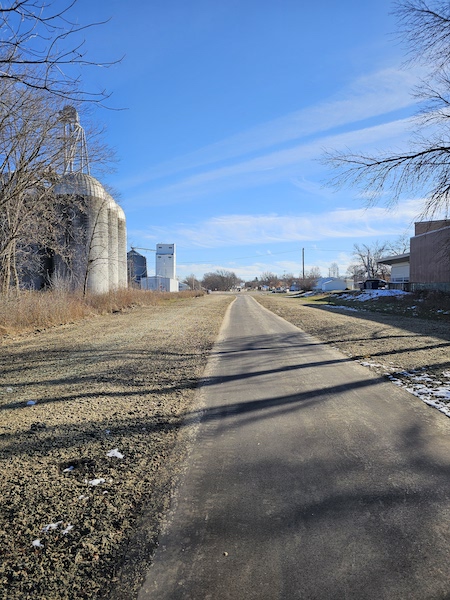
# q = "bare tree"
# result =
<box><xmin>346</xmin><ymin>263</ymin><xmax>366</xmax><ymax>286</ymax></box>
<box><xmin>202</xmin><ymin>269</ymin><xmax>239</xmax><ymax>291</ymax></box>
<box><xmin>298</xmin><ymin>267</ymin><xmax>321</xmax><ymax>291</ymax></box>
<box><xmin>0</xmin><ymin>2</ymin><xmax>118</xmax><ymax>294</ymax></box>
<box><xmin>182</xmin><ymin>273</ymin><xmax>201</xmax><ymax>290</ymax></box>
<box><xmin>0</xmin><ymin>0</ymin><xmax>119</xmax><ymax>102</ymax></box>
<box><xmin>352</xmin><ymin>242</ymin><xmax>390</xmax><ymax>280</ymax></box>
<box><xmin>324</xmin><ymin>1</ymin><xmax>450</xmax><ymax>217</ymax></box>
<box><xmin>259</xmin><ymin>271</ymin><xmax>278</xmax><ymax>287</ymax></box>
<box><xmin>280</xmin><ymin>272</ymin><xmax>295</xmax><ymax>287</ymax></box>
<box><xmin>386</xmin><ymin>232</ymin><xmax>411</xmax><ymax>254</ymax></box>
<box><xmin>328</xmin><ymin>262</ymin><xmax>340</xmax><ymax>278</ymax></box>
<box><xmin>0</xmin><ymin>81</ymin><xmax>67</xmax><ymax>292</ymax></box>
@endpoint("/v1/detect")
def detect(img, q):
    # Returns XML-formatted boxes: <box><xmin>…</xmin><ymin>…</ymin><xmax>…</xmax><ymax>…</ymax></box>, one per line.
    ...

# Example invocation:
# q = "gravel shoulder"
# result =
<box><xmin>254</xmin><ymin>293</ymin><xmax>450</xmax><ymax>411</ymax></box>
<box><xmin>0</xmin><ymin>294</ymin><xmax>233</xmax><ymax>600</ymax></box>
<box><xmin>253</xmin><ymin>293</ymin><xmax>450</xmax><ymax>373</ymax></box>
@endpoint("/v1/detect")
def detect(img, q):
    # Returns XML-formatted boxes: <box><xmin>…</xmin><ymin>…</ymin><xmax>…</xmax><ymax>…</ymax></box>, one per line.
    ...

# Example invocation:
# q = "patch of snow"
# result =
<box><xmin>106</xmin><ymin>448</ymin><xmax>123</xmax><ymax>459</ymax></box>
<box><xmin>360</xmin><ymin>361</ymin><xmax>383</xmax><ymax>368</ymax></box>
<box><xmin>62</xmin><ymin>524</ymin><xmax>73</xmax><ymax>535</ymax></box>
<box><xmin>327</xmin><ymin>305</ymin><xmax>359</xmax><ymax>312</ymax></box>
<box><xmin>351</xmin><ymin>355</ymin><xmax>450</xmax><ymax>417</ymax></box>
<box><xmin>86</xmin><ymin>478</ymin><xmax>105</xmax><ymax>486</ymax></box>
<box><xmin>410</xmin><ymin>375</ymin><xmax>435</xmax><ymax>383</ymax></box>
<box><xmin>41</xmin><ymin>521</ymin><xmax>73</xmax><ymax>536</ymax></box>
<box><xmin>42</xmin><ymin>521</ymin><xmax>62</xmax><ymax>533</ymax></box>
<box><xmin>340</xmin><ymin>290</ymin><xmax>409</xmax><ymax>302</ymax></box>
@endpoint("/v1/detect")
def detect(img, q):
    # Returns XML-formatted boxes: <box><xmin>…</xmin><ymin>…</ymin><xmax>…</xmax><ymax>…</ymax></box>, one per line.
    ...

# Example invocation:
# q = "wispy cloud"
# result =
<box><xmin>119</xmin><ymin>66</ymin><xmax>420</xmax><ymax>192</ymax></box>
<box><xmin>126</xmin><ymin>115</ymin><xmax>415</xmax><ymax>207</ymax></box>
<box><xmin>134</xmin><ymin>199</ymin><xmax>422</xmax><ymax>249</ymax></box>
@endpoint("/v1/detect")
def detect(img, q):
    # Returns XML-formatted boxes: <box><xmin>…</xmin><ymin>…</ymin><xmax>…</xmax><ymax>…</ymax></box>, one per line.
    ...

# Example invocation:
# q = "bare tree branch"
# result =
<box><xmin>0</xmin><ymin>0</ymin><xmax>121</xmax><ymax>104</ymax></box>
<box><xmin>324</xmin><ymin>1</ymin><xmax>450</xmax><ymax>218</ymax></box>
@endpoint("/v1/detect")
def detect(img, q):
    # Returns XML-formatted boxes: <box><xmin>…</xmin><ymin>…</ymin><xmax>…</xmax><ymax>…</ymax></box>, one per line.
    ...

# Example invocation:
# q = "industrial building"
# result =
<box><xmin>378</xmin><ymin>219</ymin><xmax>450</xmax><ymax>292</ymax></box>
<box><xmin>410</xmin><ymin>220</ymin><xmax>450</xmax><ymax>288</ymax></box>
<box><xmin>127</xmin><ymin>249</ymin><xmax>148</xmax><ymax>285</ymax></box>
<box><xmin>140</xmin><ymin>243</ymin><xmax>179</xmax><ymax>292</ymax></box>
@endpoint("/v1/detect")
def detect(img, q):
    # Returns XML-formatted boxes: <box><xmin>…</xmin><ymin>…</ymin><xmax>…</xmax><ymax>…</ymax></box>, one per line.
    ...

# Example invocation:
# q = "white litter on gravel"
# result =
<box><xmin>32</xmin><ymin>539</ymin><xmax>43</xmax><ymax>548</ymax></box>
<box><xmin>26</xmin><ymin>400</ymin><xmax>36</xmax><ymax>406</ymax></box>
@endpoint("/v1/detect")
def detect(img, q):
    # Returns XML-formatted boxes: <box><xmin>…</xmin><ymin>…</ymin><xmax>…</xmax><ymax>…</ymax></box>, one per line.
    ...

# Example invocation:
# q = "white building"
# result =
<box><xmin>313</xmin><ymin>277</ymin><xmax>354</xmax><ymax>292</ymax></box>
<box><xmin>378</xmin><ymin>252</ymin><xmax>410</xmax><ymax>286</ymax></box>
<box><xmin>140</xmin><ymin>276</ymin><xmax>179</xmax><ymax>292</ymax></box>
<box><xmin>156</xmin><ymin>243</ymin><xmax>176</xmax><ymax>279</ymax></box>
<box><xmin>141</xmin><ymin>243</ymin><xmax>179</xmax><ymax>292</ymax></box>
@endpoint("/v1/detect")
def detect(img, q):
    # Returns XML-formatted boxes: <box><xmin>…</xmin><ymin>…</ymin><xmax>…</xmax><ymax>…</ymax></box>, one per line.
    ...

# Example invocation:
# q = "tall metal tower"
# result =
<box><xmin>59</xmin><ymin>106</ymin><xmax>90</xmax><ymax>175</ymax></box>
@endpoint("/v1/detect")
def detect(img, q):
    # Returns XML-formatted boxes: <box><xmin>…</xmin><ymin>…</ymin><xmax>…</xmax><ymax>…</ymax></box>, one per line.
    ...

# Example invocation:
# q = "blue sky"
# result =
<box><xmin>72</xmin><ymin>0</ymin><xmax>425</xmax><ymax>281</ymax></box>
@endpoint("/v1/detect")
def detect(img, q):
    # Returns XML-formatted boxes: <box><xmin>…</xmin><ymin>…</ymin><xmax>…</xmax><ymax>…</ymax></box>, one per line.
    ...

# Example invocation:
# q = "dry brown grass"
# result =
<box><xmin>0</xmin><ymin>289</ymin><xmax>204</xmax><ymax>335</ymax></box>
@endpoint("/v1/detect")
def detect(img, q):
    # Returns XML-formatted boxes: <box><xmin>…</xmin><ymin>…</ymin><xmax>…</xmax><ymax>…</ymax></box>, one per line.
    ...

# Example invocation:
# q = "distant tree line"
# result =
<box><xmin>182</xmin><ymin>235</ymin><xmax>411</xmax><ymax>293</ymax></box>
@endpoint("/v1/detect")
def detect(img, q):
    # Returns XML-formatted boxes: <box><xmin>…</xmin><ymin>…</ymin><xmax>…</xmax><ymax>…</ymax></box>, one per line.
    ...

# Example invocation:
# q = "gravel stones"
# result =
<box><xmin>0</xmin><ymin>294</ymin><xmax>233</xmax><ymax>599</ymax></box>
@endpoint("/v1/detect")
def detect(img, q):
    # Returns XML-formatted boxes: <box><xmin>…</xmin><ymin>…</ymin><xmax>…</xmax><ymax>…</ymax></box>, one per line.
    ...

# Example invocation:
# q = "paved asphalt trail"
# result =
<box><xmin>138</xmin><ymin>295</ymin><xmax>450</xmax><ymax>600</ymax></box>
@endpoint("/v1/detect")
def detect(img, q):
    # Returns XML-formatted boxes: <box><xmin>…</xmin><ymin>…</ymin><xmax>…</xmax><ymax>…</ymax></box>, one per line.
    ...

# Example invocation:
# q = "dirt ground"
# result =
<box><xmin>1</xmin><ymin>291</ymin><xmax>449</xmax><ymax>599</ymax></box>
<box><xmin>0</xmin><ymin>294</ymin><xmax>233</xmax><ymax>600</ymax></box>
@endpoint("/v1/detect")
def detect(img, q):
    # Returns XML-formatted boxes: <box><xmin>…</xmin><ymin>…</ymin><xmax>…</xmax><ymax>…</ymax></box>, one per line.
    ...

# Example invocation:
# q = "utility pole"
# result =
<box><xmin>302</xmin><ymin>248</ymin><xmax>305</xmax><ymax>279</ymax></box>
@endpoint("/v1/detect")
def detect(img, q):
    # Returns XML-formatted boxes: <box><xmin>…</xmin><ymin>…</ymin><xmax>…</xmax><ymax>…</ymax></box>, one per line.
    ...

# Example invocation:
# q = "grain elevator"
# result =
<box><xmin>140</xmin><ymin>243</ymin><xmax>179</xmax><ymax>292</ymax></box>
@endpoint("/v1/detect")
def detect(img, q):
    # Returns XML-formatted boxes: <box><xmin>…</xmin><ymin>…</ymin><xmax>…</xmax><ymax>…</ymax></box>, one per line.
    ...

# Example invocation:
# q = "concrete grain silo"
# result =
<box><xmin>54</xmin><ymin>172</ymin><xmax>126</xmax><ymax>294</ymax></box>
<box><xmin>116</xmin><ymin>204</ymin><xmax>127</xmax><ymax>288</ymax></box>
<box><xmin>107</xmin><ymin>194</ymin><xmax>119</xmax><ymax>289</ymax></box>
<box><xmin>54</xmin><ymin>173</ymin><xmax>107</xmax><ymax>293</ymax></box>
<box><xmin>51</xmin><ymin>107</ymin><xmax>127</xmax><ymax>295</ymax></box>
